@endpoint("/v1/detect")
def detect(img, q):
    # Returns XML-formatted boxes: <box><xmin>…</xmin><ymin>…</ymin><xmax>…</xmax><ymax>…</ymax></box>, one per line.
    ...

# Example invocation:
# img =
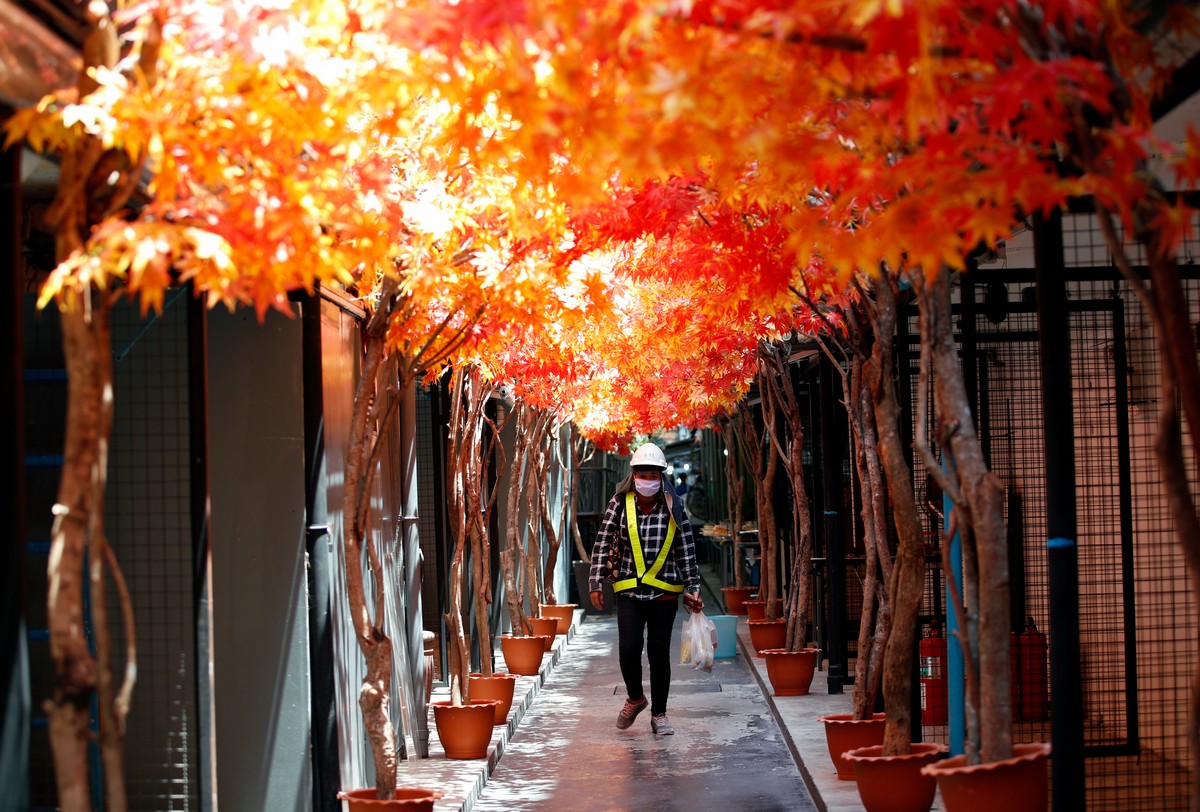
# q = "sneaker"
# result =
<box><xmin>616</xmin><ymin>696</ymin><xmax>648</xmax><ymax>730</ymax></box>
<box><xmin>651</xmin><ymin>714</ymin><xmax>674</xmax><ymax>735</ymax></box>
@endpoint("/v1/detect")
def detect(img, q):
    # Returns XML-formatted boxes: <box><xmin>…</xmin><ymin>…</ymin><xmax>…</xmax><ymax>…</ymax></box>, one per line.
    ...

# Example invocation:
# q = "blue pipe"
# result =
<box><xmin>944</xmin><ymin>460</ymin><xmax>965</xmax><ymax>757</ymax></box>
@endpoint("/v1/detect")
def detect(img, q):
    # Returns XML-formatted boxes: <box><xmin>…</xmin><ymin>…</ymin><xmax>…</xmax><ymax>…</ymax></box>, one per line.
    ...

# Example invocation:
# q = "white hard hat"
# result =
<box><xmin>630</xmin><ymin>443</ymin><xmax>667</xmax><ymax>470</ymax></box>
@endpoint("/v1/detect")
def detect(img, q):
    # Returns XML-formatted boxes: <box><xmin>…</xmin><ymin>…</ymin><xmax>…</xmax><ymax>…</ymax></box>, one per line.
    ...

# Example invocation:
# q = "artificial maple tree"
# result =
<box><xmin>567</xmin><ymin>424</ymin><xmax>598</xmax><ymax>562</ymax></box>
<box><xmin>860</xmin><ymin>274</ymin><xmax>929</xmax><ymax>754</ymax></box>
<box><xmin>444</xmin><ymin>362</ymin><xmax>512</xmax><ymax>701</ymax></box>
<box><xmin>812</xmin><ymin>292</ymin><xmax>894</xmax><ymax>724</ymax></box>
<box><xmin>758</xmin><ymin>339</ymin><xmax>815</xmax><ymax>648</ymax></box>
<box><xmin>736</xmin><ymin>361</ymin><xmax>782</xmax><ymax>616</ymax></box>
<box><xmin>413</xmin><ymin>0</ymin><xmax>1200</xmax><ymax>777</ymax></box>
<box><xmin>7</xmin><ymin>0</ymin><xmax>584</xmax><ymax>801</ymax></box>
<box><xmin>498</xmin><ymin>403</ymin><xmax>553</xmax><ymax>635</ymax></box>
<box><xmin>508</xmin><ymin>178</ymin><xmax>804</xmax><ymax>442</ymax></box>
<box><xmin>16</xmin><ymin>0</ymin><xmax>1200</xmax><ymax>805</ymax></box>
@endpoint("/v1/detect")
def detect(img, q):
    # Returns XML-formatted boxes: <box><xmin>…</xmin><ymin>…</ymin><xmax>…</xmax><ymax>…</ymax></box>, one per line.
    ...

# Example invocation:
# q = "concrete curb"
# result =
<box><xmin>734</xmin><ymin>619</ymin><xmax>947</xmax><ymax>812</ymax></box>
<box><xmin>391</xmin><ymin>612</ymin><xmax>580</xmax><ymax>812</ymax></box>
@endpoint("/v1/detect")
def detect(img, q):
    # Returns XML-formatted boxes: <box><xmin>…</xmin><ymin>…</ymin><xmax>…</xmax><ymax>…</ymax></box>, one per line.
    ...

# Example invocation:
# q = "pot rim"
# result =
<box><xmin>760</xmin><ymin>647</ymin><xmax>820</xmax><ymax>655</ymax></box>
<box><xmin>919</xmin><ymin>741</ymin><xmax>1052</xmax><ymax>778</ymax></box>
<box><xmin>468</xmin><ymin>672</ymin><xmax>518</xmax><ymax>681</ymax></box>
<box><xmin>842</xmin><ymin>742</ymin><xmax>948</xmax><ymax>764</ymax></box>
<box><xmin>817</xmin><ymin>712</ymin><xmax>887</xmax><ymax>726</ymax></box>
<box><xmin>429</xmin><ymin>699</ymin><xmax>502</xmax><ymax>709</ymax></box>
<box><xmin>337</xmin><ymin>787</ymin><xmax>445</xmax><ymax>801</ymax></box>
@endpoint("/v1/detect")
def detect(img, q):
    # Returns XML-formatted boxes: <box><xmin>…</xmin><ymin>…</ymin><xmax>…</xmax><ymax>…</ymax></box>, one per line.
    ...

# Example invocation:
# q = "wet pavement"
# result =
<box><xmin>390</xmin><ymin>566</ymin><xmax>944</xmax><ymax>811</ymax></box>
<box><xmin>470</xmin><ymin>615</ymin><xmax>817</xmax><ymax>812</ymax></box>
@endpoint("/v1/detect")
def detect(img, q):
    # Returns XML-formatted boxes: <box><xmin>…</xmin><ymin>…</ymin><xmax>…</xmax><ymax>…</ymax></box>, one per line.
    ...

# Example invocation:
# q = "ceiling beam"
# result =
<box><xmin>0</xmin><ymin>0</ymin><xmax>78</xmax><ymax>109</ymax></box>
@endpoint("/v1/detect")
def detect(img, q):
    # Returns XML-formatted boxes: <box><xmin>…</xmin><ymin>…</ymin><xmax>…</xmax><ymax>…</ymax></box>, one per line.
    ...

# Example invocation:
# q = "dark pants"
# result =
<box><xmin>616</xmin><ymin>595</ymin><xmax>678</xmax><ymax>716</ymax></box>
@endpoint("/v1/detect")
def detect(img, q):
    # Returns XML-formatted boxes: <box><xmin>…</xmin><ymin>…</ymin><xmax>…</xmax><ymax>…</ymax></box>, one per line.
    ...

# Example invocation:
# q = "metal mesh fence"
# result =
<box><xmin>24</xmin><ymin>294</ymin><xmax>199</xmax><ymax>810</ymax></box>
<box><xmin>892</xmin><ymin>214</ymin><xmax>1199</xmax><ymax>809</ymax></box>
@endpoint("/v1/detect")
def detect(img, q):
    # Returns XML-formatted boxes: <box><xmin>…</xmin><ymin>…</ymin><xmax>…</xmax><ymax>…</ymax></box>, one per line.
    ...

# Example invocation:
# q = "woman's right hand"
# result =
<box><xmin>590</xmin><ymin>590</ymin><xmax>605</xmax><ymax>611</ymax></box>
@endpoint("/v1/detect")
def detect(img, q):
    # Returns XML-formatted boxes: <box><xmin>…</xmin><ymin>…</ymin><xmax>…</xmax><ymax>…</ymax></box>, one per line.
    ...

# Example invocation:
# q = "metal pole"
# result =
<box><xmin>0</xmin><ymin>124</ymin><xmax>30</xmax><ymax>812</ymax></box>
<box><xmin>400</xmin><ymin>381</ymin><xmax>429</xmax><ymax>757</ymax></box>
<box><xmin>819</xmin><ymin>354</ymin><xmax>846</xmax><ymax>693</ymax></box>
<box><xmin>1034</xmin><ymin>208</ymin><xmax>1085</xmax><ymax>809</ymax></box>
<box><xmin>301</xmin><ymin>298</ymin><xmax>340</xmax><ymax>809</ymax></box>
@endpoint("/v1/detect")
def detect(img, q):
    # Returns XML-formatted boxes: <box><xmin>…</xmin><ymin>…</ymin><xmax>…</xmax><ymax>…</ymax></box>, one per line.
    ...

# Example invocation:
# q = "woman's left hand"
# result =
<box><xmin>683</xmin><ymin>593</ymin><xmax>703</xmax><ymax>614</ymax></box>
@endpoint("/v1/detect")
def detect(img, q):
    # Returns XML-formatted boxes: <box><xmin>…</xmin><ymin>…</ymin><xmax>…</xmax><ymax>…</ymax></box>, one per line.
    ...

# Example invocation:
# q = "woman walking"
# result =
<box><xmin>588</xmin><ymin>443</ymin><xmax>704</xmax><ymax>735</ymax></box>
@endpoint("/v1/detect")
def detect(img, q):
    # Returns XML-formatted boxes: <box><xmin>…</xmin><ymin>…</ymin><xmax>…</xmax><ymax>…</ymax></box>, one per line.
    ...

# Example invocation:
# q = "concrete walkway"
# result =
<box><xmin>390</xmin><ymin>574</ymin><xmax>946</xmax><ymax>811</ymax></box>
<box><xmin>471</xmin><ymin>614</ymin><xmax>816</xmax><ymax>812</ymax></box>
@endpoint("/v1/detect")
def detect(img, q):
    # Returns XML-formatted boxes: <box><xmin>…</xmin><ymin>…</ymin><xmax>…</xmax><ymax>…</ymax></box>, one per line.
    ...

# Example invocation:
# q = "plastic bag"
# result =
<box><xmin>680</xmin><ymin>610</ymin><xmax>717</xmax><ymax>672</ymax></box>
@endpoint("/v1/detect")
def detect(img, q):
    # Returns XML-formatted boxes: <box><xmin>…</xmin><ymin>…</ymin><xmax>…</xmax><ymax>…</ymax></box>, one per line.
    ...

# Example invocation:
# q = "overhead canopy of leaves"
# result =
<box><xmin>8</xmin><ymin>0</ymin><xmax>1200</xmax><ymax>444</ymax></box>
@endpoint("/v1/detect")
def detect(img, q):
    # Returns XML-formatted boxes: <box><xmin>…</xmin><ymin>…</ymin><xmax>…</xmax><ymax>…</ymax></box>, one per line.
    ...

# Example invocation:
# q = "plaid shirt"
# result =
<box><xmin>588</xmin><ymin>491</ymin><xmax>701</xmax><ymax>600</ymax></box>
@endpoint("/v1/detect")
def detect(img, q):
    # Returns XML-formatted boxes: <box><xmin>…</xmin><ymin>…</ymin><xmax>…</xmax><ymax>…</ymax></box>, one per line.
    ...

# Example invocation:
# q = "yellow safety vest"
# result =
<box><xmin>612</xmin><ymin>492</ymin><xmax>684</xmax><ymax>594</ymax></box>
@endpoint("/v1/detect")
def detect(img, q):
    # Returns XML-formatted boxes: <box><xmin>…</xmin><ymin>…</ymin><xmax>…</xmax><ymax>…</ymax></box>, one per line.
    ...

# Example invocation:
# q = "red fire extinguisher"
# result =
<box><xmin>1013</xmin><ymin>616</ymin><xmax>1049</xmax><ymax>721</ymax></box>
<box><xmin>920</xmin><ymin>624</ymin><xmax>948</xmax><ymax>726</ymax></box>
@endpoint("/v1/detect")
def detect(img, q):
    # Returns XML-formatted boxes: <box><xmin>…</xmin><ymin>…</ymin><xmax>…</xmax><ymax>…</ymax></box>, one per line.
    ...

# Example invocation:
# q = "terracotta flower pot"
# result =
<box><xmin>337</xmin><ymin>788</ymin><xmax>443</xmax><ymax>811</ymax></box>
<box><xmin>499</xmin><ymin>634</ymin><xmax>547</xmax><ymax>676</ymax></box>
<box><xmin>921</xmin><ymin>741</ymin><xmax>1051</xmax><ymax>812</ymax></box>
<box><xmin>844</xmin><ymin>742</ymin><xmax>947</xmax><ymax>812</ymax></box>
<box><xmin>818</xmin><ymin>712</ymin><xmax>887</xmax><ymax>780</ymax></box>
<box><xmin>430</xmin><ymin>700</ymin><xmax>500</xmax><ymax>759</ymax></box>
<box><xmin>526</xmin><ymin>617</ymin><xmax>558</xmax><ymax>650</ymax></box>
<box><xmin>538</xmin><ymin>603</ymin><xmax>577</xmax><ymax>634</ymax></box>
<box><xmin>761</xmin><ymin>648</ymin><xmax>819</xmax><ymax>696</ymax></box>
<box><xmin>743</xmin><ymin>598</ymin><xmax>784</xmax><ymax>621</ymax></box>
<box><xmin>746</xmin><ymin>618</ymin><xmax>787</xmax><ymax>656</ymax></box>
<box><xmin>721</xmin><ymin>585</ymin><xmax>756</xmax><ymax>615</ymax></box>
<box><xmin>468</xmin><ymin>672</ymin><xmax>518</xmax><ymax>725</ymax></box>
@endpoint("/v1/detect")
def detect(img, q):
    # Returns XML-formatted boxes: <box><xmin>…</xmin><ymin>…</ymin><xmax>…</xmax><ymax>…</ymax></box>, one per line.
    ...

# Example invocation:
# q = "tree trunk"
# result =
<box><xmin>850</xmin><ymin>420</ymin><xmax>881</xmax><ymax>720</ymax></box>
<box><xmin>822</xmin><ymin>313</ymin><xmax>893</xmax><ymax>721</ymax></box>
<box><xmin>570</xmin><ymin>428</ymin><xmax>595</xmax><ymax>562</ymax></box>
<box><xmin>540</xmin><ymin>423</ymin><xmax>564</xmax><ymax>605</ymax></box>
<box><xmin>734</xmin><ymin>397</ymin><xmax>779</xmax><ymax>612</ymax></box>
<box><xmin>866</xmin><ymin>276</ymin><xmax>926</xmax><ymax>757</ymax></box>
<box><xmin>1138</xmin><ymin>239</ymin><xmax>1200</xmax><ymax>812</ymax></box>
<box><xmin>760</xmin><ymin>342</ymin><xmax>814</xmax><ymax>649</ymax></box>
<box><xmin>760</xmin><ymin>437</ymin><xmax>779</xmax><ymax>615</ymax></box>
<box><xmin>86</xmin><ymin>317</ymin><xmax>131</xmax><ymax>811</ymax></box>
<box><xmin>445</xmin><ymin>367</ymin><xmax>471</xmax><ymax>695</ymax></box>
<box><xmin>47</xmin><ymin>296</ymin><xmax>107</xmax><ymax>812</ymax></box>
<box><xmin>721</xmin><ymin>416</ymin><xmax>747</xmax><ymax>585</ymax></box>
<box><xmin>502</xmin><ymin>406</ymin><xmax>532</xmax><ymax>632</ymax></box>
<box><xmin>1096</xmin><ymin>204</ymin><xmax>1200</xmax><ymax>802</ymax></box>
<box><xmin>470</xmin><ymin>520</ymin><xmax>492</xmax><ymax>678</ymax></box>
<box><xmin>523</xmin><ymin>410</ymin><xmax>551</xmax><ymax>613</ymax></box>
<box><xmin>43</xmin><ymin>7</ymin><xmax>143</xmax><ymax>806</ymax></box>
<box><xmin>448</xmin><ymin>365</ymin><xmax>502</xmax><ymax>686</ymax></box>
<box><xmin>444</xmin><ymin>539</ymin><xmax>468</xmax><ymax>704</ymax></box>
<box><xmin>341</xmin><ymin>302</ymin><xmax>401</xmax><ymax>797</ymax></box>
<box><xmin>500</xmin><ymin>548</ymin><xmax>523</xmax><ymax>635</ymax></box>
<box><xmin>750</xmin><ymin>359</ymin><xmax>777</xmax><ymax>614</ymax></box>
<box><xmin>922</xmin><ymin>269</ymin><xmax>1011</xmax><ymax>764</ymax></box>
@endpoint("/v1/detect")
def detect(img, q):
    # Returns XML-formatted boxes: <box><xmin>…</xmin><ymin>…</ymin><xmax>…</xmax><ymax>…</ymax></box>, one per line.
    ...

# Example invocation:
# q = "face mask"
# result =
<box><xmin>634</xmin><ymin>477</ymin><xmax>662</xmax><ymax>497</ymax></box>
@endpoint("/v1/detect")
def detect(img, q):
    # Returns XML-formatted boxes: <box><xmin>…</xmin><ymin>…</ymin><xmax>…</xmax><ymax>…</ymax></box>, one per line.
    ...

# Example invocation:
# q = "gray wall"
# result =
<box><xmin>207</xmin><ymin>307</ymin><xmax>312</xmax><ymax>812</ymax></box>
<box><xmin>107</xmin><ymin>296</ymin><xmax>199</xmax><ymax>810</ymax></box>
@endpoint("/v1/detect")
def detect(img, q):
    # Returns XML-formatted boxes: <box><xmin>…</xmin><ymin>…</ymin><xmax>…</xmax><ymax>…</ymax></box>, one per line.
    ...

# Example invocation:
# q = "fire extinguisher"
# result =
<box><xmin>1014</xmin><ymin>616</ymin><xmax>1049</xmax><ymax>721</ymax></box>
<box><xmin>919</xmin><ymin>624</ymin><xmax>948</xmax><ymax>726</ymax></box>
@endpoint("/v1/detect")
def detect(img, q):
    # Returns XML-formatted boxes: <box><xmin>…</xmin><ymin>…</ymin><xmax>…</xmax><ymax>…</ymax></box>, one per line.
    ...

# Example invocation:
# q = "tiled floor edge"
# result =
<box><xmin>453</xmin><ymin>613</ymin><xmax>580</xmax><ymax>812</ymax></box>
<box><xmin>736</xmin><ymin>623</ymin><xmax>830</xmax><ymax>812</ymax></box>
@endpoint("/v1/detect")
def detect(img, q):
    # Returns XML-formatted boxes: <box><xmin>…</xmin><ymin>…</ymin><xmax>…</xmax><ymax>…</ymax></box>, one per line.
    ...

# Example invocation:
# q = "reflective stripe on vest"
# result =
<box><xmin>612</xmin><ymin>492</ymin><xmax>684</xmax><ymax>594</ymax></box>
